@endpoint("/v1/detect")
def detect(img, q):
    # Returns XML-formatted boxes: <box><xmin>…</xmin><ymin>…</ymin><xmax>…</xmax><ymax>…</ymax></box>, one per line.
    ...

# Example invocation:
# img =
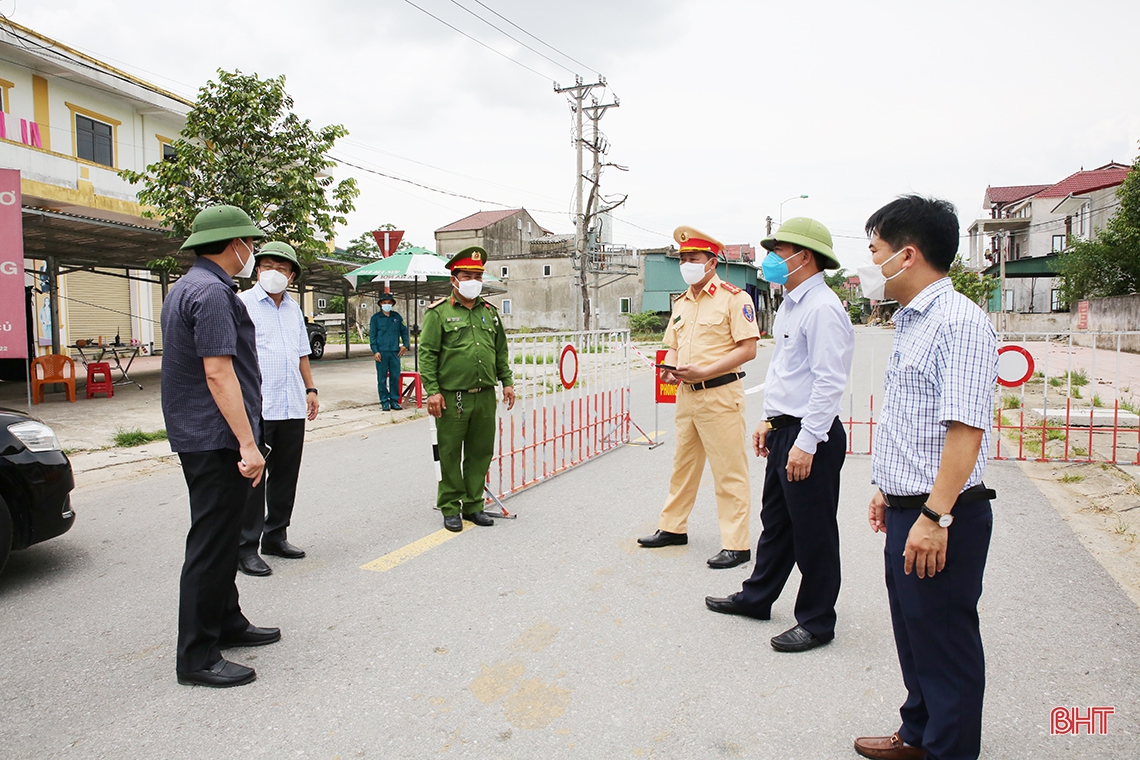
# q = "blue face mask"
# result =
<box><xmin>381</xmin><ymin>304</ymin><xmax>393</xmax><ymax>313</ymax></box>
<box><xmin>761</xmin><ymin>250</ymin><xmax>807</xmax><ymax>286</ymax></box>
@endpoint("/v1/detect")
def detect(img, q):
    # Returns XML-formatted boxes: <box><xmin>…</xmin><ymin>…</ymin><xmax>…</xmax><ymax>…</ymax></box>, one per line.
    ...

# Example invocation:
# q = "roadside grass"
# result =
<box><xmin>1060</xmin><ymin>473</ymin><xmax>1085</xmax><ymax>483</ymax></box>
<box><xmin>113</xmin><ymin>428</ymin><xmax>168</xmax><ymax>447</ymax></box>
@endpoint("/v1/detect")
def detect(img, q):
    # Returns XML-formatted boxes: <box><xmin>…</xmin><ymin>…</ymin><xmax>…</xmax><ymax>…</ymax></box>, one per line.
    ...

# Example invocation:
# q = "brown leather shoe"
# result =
<box><xmin>854</xmin><ymin>733</ymin><xmax>924</xmax><ymax>760</ymax></box>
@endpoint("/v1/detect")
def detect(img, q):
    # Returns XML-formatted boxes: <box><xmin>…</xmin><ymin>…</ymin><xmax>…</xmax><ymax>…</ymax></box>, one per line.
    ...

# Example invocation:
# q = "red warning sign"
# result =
<box><xmin>655</xmin><ymin>349</ymin><xmax>678</xmax><ymax>404</ymax></box>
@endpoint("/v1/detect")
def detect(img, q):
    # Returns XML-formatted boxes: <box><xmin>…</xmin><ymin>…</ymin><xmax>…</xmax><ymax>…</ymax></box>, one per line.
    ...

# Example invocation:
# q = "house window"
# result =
<box><xmin>76</xmin><ymin>114</ymin><xmax>114</xmax><ymax>167</ymax></box>
<box><xmin>501</xmin><ymin>299</ymin><xmax>512</xmax><ymax>315</ymax></box>
<box><xmin>619</xmin><ymin>297</ymin><xmax>631</xmax><ymax>314</ymax></box>
<box><xmin>417</xmin><ymin>299</ymin><xmax>426</xmax><ymax>306</ymax></box>
<box><xmin>500</xmin><ymin>265</ymin><xmax>509</xmax><ymax>278</ymax></box>
<box><xmin>317</xmin><ymin>298</ymin><xmax>327</xmax><ymax>309</ymax></box>
<box><xmin>543</xmin><ymin>265</ymin><xmax>552</xmax><ymax>277</ymax></box>
<box><xmin>1052</xmin><ymin>235</ymin><xmax>1066</xmax><ymax>253</ymax></box>
<box><xmin>1051</xmin><ymin>289</ymin><xmax>1063</xmax><ymax>312</ymax></box>
<box><xmin>162</xmin><ymin>142</ymin><xmax>177</xmax><ymax>162</ymax></box>
<box><xmin>1003</xmin><ymin>289</ymin><xmax>1014</xmax><ymax>312</ymax></box>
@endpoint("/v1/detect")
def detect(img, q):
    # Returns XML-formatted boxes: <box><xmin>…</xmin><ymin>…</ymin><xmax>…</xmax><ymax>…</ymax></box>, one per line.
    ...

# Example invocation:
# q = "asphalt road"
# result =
<box><xmin>2</xmin><ymin>341</ymin><xmax>1139</xmax><ymax>759</ymax></box>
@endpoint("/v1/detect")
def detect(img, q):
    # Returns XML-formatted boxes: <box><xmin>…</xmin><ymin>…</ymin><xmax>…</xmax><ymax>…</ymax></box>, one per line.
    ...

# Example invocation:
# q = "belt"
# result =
<box><xmin>765</xmin><ymin>414</ymin><xmax>801</xmax><ymax>430</ymax></box>
<box><xmin>443</xmin><ymin>387</ymin><xmax>489</xmax><ymax>394</ymax></box>
<box><xmin>883</xmin><ymin>484</ymin><xmax>997</xmax><ymax>510</ymax></box>
<box><xmin>687</xmin><ymin>371</ymin><xmax>745</xmax><ymax>391</ymax></box>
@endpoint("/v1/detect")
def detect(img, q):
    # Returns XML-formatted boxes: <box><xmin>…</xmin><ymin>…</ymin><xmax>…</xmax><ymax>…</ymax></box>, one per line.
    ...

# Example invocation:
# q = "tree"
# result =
<box><xmin>949</xmin><ymin>258</ymin><xmax>999</xmax><ymax>306</ymax></box>
<box><xmin>1054</xmin><ymin>152</ymin><xmax>1140</xmax><ymax>308</ymax></box>
<box><xmin>121</xmin><ymin>69</ymin><xmax>358</xmax><ymax>260</ymax></box>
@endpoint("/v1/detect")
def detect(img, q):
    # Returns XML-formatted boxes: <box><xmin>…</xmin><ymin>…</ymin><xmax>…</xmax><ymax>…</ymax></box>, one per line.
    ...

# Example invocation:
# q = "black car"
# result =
<box><xmin>305</xmin><ymin>317</ymin><xmax>327</xmax><ymax>360</ymax></box>
<box><xmin>0</xmin><ymin>408</ymin><xmax>75</xmax><ymax>576</ymax></box>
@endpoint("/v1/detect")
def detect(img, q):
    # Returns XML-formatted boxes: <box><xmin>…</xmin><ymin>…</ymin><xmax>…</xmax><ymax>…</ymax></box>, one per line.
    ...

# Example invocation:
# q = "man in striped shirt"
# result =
<box><xmin>853</xmin><ymin>196</ymin><xmax>998</xmax><ymax>760</ymax></box>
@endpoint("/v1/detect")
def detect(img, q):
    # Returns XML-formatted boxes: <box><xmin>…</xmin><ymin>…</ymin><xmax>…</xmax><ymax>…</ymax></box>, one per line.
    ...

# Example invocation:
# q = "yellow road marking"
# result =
<box><xmin>631</xmin><ymin>430</ymin><xmax>664</xmax><ymax>444</ymax></box>
<box><xmin>361</xmin><ymin>522</ymin><xmax>471</xmax><ymax>572</ymax></box>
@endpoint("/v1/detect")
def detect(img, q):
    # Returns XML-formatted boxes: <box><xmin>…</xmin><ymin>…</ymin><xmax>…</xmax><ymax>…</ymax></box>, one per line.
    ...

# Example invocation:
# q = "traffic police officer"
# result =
<box><xmin>638</xmin><ymin>226</ymin><xmax>761</xmax><ymax>568</ymax></box>
<box><xmin>420</xmin><ymin>246</ymin><xmax>516</xmax><ymax>532</ymax></box>
<box><xmin>369</xmin><ymin>292</ymin><xmax>410</xmax><ymax>410</ymax></box>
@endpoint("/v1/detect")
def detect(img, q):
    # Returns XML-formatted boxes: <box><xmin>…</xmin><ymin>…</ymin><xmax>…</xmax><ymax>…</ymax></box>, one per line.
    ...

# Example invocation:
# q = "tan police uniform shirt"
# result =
<box><xmin>664</xmin><ymin>274</ymin><xmax>761</xmax><ymax>366</ymax></box>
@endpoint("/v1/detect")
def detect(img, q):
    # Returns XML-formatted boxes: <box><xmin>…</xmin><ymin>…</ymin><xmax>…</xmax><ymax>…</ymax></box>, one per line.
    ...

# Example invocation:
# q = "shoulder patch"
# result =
<box><xmin>427</xmin><ymin>296</ymin><xmax>448</xmax><ymax>309</ymax></box>
<box><xmin>483</xmin><ymin>301</ymin><xmax>496</xmax><ymax>310</ymax></box>
<box><xmin>722</xmin><ymin>282</ymin><xmax>742</xmax><ymax>294</ymax></box>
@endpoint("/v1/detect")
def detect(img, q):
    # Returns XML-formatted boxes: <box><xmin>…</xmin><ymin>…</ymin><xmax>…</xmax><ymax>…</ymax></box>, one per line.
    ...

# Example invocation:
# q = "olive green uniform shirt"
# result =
<box><xmin>419</xmin><ymin>295</ymin><xmax>513</xmax><ymax>395</ymax></box>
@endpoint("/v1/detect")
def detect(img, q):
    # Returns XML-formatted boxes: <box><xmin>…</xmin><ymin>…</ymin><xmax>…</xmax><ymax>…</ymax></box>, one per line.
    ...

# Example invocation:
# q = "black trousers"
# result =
<box><xmin>241</xmin><ymin>418</ymin><xmax>306</xmax><ymax>555</ymax></box>
<box><xmin>886</xmin><ymin>499</ymin><xmax>992</xmax><ymax>760</ymax></box>
<box><xmin>734</xmin><ymin>417</ymin><xmax>845</xmax><ymax>641</ymax></box>
<box><xmin>177</xmin><ymin>449</ymin><xmax>252</xmax><ymax>673</ymax></box>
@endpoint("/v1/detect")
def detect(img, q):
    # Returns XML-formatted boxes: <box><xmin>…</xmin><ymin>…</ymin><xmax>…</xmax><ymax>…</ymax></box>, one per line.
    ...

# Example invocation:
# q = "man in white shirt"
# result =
<box><xmin>705</xmin><ymin>217</ymin><xmax>854</xmax><ymax>653</ymax></box>
<box><xmin>236</xmin><ymin>242</ymin><xmax>319</xmax><ymax>577</ymax></box>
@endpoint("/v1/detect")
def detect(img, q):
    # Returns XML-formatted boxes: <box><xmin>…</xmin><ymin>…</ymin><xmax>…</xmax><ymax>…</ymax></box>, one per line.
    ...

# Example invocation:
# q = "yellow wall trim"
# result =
<box><xmin>20</xmin><ymin>176</ymin><xmax>144</xmax><ymax>218</ymax></box>
<box><xmin>65</xmin><ymin>101</ymin><xmax>121</xmax><ymax>169</ymax></box>
<box><xmin>32</xmin><ymin>75</ymin><xmax>50</xmax><ymax>151</ymax></box>
<box><xmin>0</xmin><ymin>77</ymin><xmax>13</xmax><ymax>113</ymax></box>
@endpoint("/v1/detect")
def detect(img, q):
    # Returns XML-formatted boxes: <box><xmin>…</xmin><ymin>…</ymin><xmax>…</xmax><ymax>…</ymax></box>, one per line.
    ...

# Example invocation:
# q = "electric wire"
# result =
<box><xmin>469</xmin><ymin>0</ymin><xmax>600</xmax><ymax>77</ymax></box>
<box><xmin>445</xmin><ymin>0</ymin><xmax>576</xmax><ymax>76</ymax></box>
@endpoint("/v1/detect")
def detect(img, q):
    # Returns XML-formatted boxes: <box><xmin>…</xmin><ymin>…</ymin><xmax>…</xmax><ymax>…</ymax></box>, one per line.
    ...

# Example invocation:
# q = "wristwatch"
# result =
<box><xmin>920</xmin><ymin>504</ymin><xmax>954</xmax><ymax>528</ymax></box>
<box><xmin>306</xmin><ymin>387</ymin><xmax>318</xmax><ymax>395</ymax></box>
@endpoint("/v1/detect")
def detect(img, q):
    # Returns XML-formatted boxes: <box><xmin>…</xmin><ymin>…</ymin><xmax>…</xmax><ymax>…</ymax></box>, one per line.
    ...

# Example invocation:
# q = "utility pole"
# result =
<box><xmin>555</xmin><ymin>76</ymin><xmax>622</xmax><ymax>331</ymax></box>
<box><xmin>766</xmin><ymin>216</ymin><xmax>773</xmax><ymax>237</ymax></box>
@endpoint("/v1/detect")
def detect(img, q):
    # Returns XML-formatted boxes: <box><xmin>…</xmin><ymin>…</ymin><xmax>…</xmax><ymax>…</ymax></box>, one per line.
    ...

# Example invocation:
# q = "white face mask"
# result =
<box><xmin>381</xmin><ymin>304</ymin><xmax>393</xmax><ymax>313</ymax></box>
<box><xmin>235</xmin><ymin>239</ymin><xmax>255</xmax><ymax>279</ymax></box>
<box><xmin>680</xmin><ymin>260</ymin><xmax>712</xmax><ymax>286</ymax></box>
<box><xmin>856</xmin><ymin>248</ymin><xmax>905</xmax><ymax>301</ymax></box>
<box><xmin>456</xmin><ymin>279</ymin><xmax>483</xmax><ymax>300</ymax></box>
<box><xmin>258</xmin><ymin>269</ymin><xmax>290</xmax><ymax>294</ymax></box>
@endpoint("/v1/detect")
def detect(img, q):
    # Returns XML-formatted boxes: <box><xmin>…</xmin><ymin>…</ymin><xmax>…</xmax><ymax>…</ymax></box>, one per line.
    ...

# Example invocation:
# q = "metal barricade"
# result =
<box><xmin>487</xmin><ymin>330</ymin><xmax>632</xmax><ymax>502</ymax></box>
<box><xmin>838</xmin><ymin>328</ymin><xmax>1140</xmax><ymax>465</ymax></box>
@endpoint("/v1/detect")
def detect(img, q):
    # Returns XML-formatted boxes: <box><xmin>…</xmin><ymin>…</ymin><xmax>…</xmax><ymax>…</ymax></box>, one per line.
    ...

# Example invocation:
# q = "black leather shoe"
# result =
<box><xmin>637</xmin><ymin>530</ymin><xmax>688</xmax><ymax>548</ymax></box>
<box><xmin>463</xmin><ymin>511</ymin><xmax>494</xmax><ymax>527</ymax></box>
<box><xmin>707</xmin><ymin>549</ymin><xmax>751</xmax><ymax>569</ymax></box>
<box><xmin>704</xmin><ymin>595</ymin><xmax>772</xmax><ymax>619</ymax></box>
<box><xmin>219</xmin><ymin>624</ymin><xmax>281</xmax><ymax>649</ymax></box>
<box><xmin>262</xmin><ymin>539</ymin><xmax>305</xmax><ymax>559</ymax></box>
<box><xmin>391</xmin><ymin>403</ymin><xmax>403</xmax><ymax>411</ymax></box>
<box><xmin>770</xmin><ymin>624</ymin><xmax>827</xmax><ymax>652</ymax></box>
<box><xmin>237</xmin><ymin>554</ymin><xmax>272</xmax><ymax>576</ymax></box>
<box><xmin>177</xmin><ymin>659</ymin><xmax>256</xmax><ymax>688</ymax></box>
<box><xmin>443</xmin><ymin>514</ymin><xmax>463</xmax><ymax>532</ymax></box>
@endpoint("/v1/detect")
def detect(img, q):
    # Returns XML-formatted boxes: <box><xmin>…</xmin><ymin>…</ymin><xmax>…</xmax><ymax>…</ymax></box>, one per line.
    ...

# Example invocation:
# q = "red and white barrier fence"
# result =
<box><xmin>486</xmin><ymin>330</ymin><xmax>632</xmax><ymax>502</ymax></box>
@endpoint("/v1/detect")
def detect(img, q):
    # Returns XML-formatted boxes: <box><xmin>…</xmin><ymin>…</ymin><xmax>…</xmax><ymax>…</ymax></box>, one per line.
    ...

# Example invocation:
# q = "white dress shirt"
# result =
<box><xmin>763</xmin><ymin>272</ymin><xmax>855</xmax><ymax>454</ymax></box>
<box><xmin>872</xmin><ymin>278</ymin><xmax>997</xmax><ymax>496</ymax></box>
<box><xmin>238</xmin><ymin>284</ymin><xmax>310</xmax><ymax>421</ymax></box>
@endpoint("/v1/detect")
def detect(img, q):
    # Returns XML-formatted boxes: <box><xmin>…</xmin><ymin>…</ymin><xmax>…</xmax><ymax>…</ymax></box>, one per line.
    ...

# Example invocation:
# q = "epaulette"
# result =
<box><xmin>427</xmin><ymin>296</ymin><xmax>448</xmax><ymax>309</ymax></box>
<box><xmin>483</xmin><ymin>301</ymin><xmax>496</xmax><ymax>310</ymax></box>
<box><xmin>721</xmin><ymin>282</ymin><xmax>742</xmax><ymax>294</ymax></box>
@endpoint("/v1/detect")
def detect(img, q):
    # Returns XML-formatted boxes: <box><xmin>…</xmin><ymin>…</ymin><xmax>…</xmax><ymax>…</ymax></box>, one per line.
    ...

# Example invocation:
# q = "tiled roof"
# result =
<box><xmin>435</xmin><ymin>209</ymin><xmax>524</xmax><ymax>233</ymax></box>
<box><xmin>1034</xmin><ymin>162</ymin><xmax>1132</xmax><ymax>199</ymax></box>
<box><xmin>986</xmin><ymin>184</ymin><xmax>1051</xmax><ymax>206</ymax></box>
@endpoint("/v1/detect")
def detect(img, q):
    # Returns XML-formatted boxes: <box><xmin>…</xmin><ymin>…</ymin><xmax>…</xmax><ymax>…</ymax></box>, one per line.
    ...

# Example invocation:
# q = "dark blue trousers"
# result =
<box><xmin>375</xmin><ymin>353</ymin><xmax>401</xmax><ymax>406</ymax></box>
<box><xmin>733</xmin><ymin>417</ymin><xmax>845</xmax><ymax>641</ymax></box>
<box><xmin>885</xmin><ymin>500</ymin><xmax>992</xmax><ymax>760</ymax></box>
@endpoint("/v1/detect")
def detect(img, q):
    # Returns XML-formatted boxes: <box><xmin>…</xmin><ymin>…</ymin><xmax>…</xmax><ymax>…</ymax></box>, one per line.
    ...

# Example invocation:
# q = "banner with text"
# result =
<box><xmin>0</xmin><ymin>169</ymin><xmax>27</xmax><ymax>359</ymax></box>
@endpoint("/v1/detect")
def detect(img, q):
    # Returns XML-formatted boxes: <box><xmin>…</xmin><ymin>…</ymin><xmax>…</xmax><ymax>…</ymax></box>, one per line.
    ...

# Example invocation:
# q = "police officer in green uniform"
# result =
<box><xmin>420</xmin><ymin>246</ymin><xmax>516</xmax><ymax>532</ymax></box>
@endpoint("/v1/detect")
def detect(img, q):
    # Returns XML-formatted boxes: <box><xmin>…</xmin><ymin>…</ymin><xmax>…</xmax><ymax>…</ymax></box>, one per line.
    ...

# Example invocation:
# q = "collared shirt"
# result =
<box><xmin>763</xmin><ymin>272</ymin><xmax>854</xmax><ymax>454</ymax></box>
<box><xmin>369</xmin><ymin>309</ymin><xmax>411</xmax><ymax>353</ymax></box>
<box><xmin>238</xmin><ymin>284</ymin><xmax>310</xmax><ymax>421</ymax></box>
<box><xmin>872</xmin><ymin>277</ymin><xmax>997</xmax><ymax>496</ymax></box>
<box><xmin>160</xmin><ymin>257</ymin><xmax>262</xmax><ymax>452</ymax></box>
<box><xmin>663</xmin><ymin>274</ymin><xmax>760</xmax><ymax>368</ymax></box>
<box><xmin>419</xmin><ymin>295</ymin><xmax>513</xmax><ymax>396</ymax></box>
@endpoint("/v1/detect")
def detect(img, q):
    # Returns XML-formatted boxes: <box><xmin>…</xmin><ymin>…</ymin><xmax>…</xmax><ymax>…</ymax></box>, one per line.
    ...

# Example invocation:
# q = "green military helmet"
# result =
<box><xmin>760</xmin><ymin>216</ymin><xmax>840</xmax><ymax>269</ymax></box>
<box><xmin>378</xmin><ymin>292</ymin><xmax>397</xmax><ymax>303</ymax></box>
<box><xmin>256</xmin><ymin>241</ymin><xmax>302</xmax><ymax>274</ymax></box>
<box><xmin>180</xmin><ymin>204</ymin><xmax>265</xmax><ymax>250</ymax></box>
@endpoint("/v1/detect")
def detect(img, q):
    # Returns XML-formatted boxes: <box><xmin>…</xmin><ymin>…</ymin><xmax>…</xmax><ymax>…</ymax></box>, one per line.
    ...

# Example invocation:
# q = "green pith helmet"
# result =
<box><xmin>256</xmin><ymin>241</ymin><xmax>301</xmax><ymax>274</ymax></box>
<box><xmin>760</xmin><ymin>216</ymin><xmax>840</xmax><ymax>269</ymax></box>
<box><xmin>180</xmin><ymin>205</ymin><xmax>265</xmax><ymax>250</ymax></box>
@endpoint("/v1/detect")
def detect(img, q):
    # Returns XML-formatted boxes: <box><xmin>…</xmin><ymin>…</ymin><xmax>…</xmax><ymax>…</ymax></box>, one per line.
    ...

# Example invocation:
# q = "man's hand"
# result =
<box><xmin>503</xmin><ymin>385</ymin><xmax>516</xmax><ymax>410</ymax></box>
<box><xmin>868</xmin><ymin>489</ymin><xmax>887</xmax><ymax>534</ymax></box>
<box><xmin>752</xmin><ymin>423</ymin><xmax>769</xmax><ymax>458</ymax></box>
<box><xmin>672</xmin><ymin>363</ymin><xmax>711</xmax><ymax>383</ymax></box>
<box><xmin>238</xmin><ymin>441</ymin><xmax>265</xmax><ymax>487</ymax></box>
<box><xmin>785</xmin><ymin>445</ymin><xmax>813</xmax><ymax>481</ymax></box>
<box><xmin>398</xmin><ymin>346</ymin><xmax>408</xmax><ymax>357</ymax></box>
<box><xmin>306</xmin><ymin>392</ymin><xmax>319</xmax><ymax>421</ymax></box>
<box><xmin>373</xmin><ymin>352</ymin><xmax>382</xmax><ymax>362</ymax></box>
<box><xmin>427</xmin><ymin>393</ymin><xmax>445</xmax><ymax>418</ymax></box>
<box><xmin>903</xmin><ymin>518</ymin><xmax>948</xmax><ymax>578</ymax></box>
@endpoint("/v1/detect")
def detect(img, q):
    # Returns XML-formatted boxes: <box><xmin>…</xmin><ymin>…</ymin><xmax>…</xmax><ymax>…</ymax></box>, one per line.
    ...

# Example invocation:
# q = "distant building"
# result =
<box><xmin>641</xmin><ymin>247</ymin><xmax>770</xmax><ymax>334</ymax></box>
<box><xmin>968</xmin><ymin>162</ymin><xmax>1131</xmax><ymax>313</ymax></box>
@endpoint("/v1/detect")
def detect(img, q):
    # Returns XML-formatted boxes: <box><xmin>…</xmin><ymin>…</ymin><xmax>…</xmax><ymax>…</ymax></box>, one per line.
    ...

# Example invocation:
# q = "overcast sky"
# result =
<box><xmin>7</xmin><ymin>0</ymin><xmax>1140</xmax><ymax>269</ymax></box>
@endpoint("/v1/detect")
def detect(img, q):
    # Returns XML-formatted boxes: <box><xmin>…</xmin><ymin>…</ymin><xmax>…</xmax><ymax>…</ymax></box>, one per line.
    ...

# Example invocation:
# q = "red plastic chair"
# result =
<box><xmin>400</xmin><ymin>372</ymin><xmax>423</xmax><ymax>409</ymax></box>
<box><xmin>86</xmin><ymin>362</ymin><xmax>114</xmax><ymax>399</ymax></box>
<box><xmin>31</xmin><ymin>354</ymin><xmax>77</xmax><ymax>404</ymax></box>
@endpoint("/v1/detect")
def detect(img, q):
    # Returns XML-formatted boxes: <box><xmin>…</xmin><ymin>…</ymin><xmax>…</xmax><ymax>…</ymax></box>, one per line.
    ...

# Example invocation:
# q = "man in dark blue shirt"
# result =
<box><xmin>369</xmin><ymin>292</ymin><xmax>410</xmax><ymax>410</ymax></box>
<box><xmin>161</xmin><ymin>204</ymin><xmax>279</xmax><ymax>688</ymax></box>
